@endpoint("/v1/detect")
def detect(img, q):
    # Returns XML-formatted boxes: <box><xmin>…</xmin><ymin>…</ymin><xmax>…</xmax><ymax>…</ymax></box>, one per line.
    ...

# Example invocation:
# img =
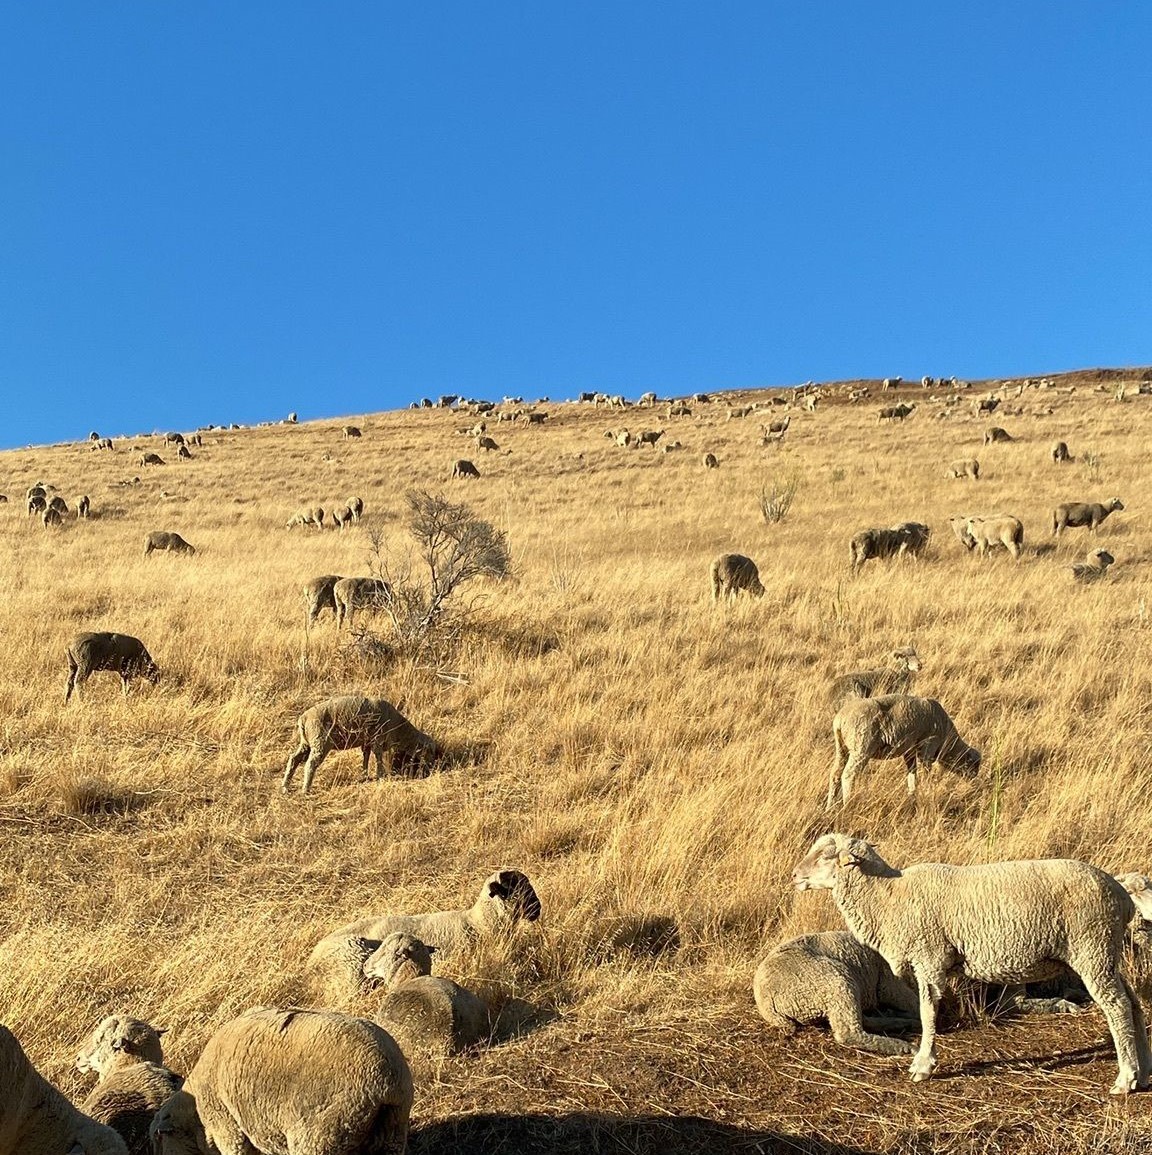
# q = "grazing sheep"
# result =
<box><xmin>176</xmin><ymin>444</ymin><xmax>191</xmax><ymax>460</ymax></box>
<box><xmin>286</xmin><ymin>506</ymin><xmax>325</xmax><ymax>529</ymax></box>
<box><xmin>76</xmin><ymin>1015</ymin><xmax>183</xmax><ymax>1155</ymax></box>
<box><xmin>639</xmin><ymin>391</ymin><xmax>658</xmax><ymax>406</ymax></box>
<box><xmin>303</xmin><ymin>574</ymin><xmax>346</xmax><ymax>626</ymax></box>
<box><xmin>26</xmin><ymin>483</ymin><xmax>49</xmax><ymax>500</ymax></box>
<box><xmin>282</xmin><ymin>694</ymin><xmax>440</xmax><ymax>793</ymax></box>
<box><xmin>976</xmin><ymin>397</ymin><xmax>1001</xmax><ymax>415</ymax></box>
<box><xmin>710</xmin><ymin>553</ymin><xmax>765</xmax><ymax>601</ymax></box>
<box><xmin>667</xmin><ymin>403</ymin><xmax>692</xmax><ymax>417</ymax></box>
<box><xmin>42</xmin><ymin>506</ymin><xmax>63</xmax><ymax>528</ymax></box>
<box><xmin>365</xmin><ymin>933</ymin><xmax>492</xmax><ymax>1055</ymax></box>
<box><xmin>348</xmin><ymin>495</ymin><xmax>364</xmax><ymax>522</ymax></box>
<box><xmin>92</xmin><ymin>437</ymin><xmax>114</xmax><ymax>450</ymax></box>
<box><xmin>636</xmin><ymin>429</ymin><xmax>664</xmax><ymax>446</ymax></box>
<box><xmin>1052</xmin><ymin>498</ymin><xmax>1125</xmax><ymax>536</ymax></box>
<box><xmin>882</xmin><ymin>377</ymin><xmax>902</xmax><ymax>390</ymax></box>
<box><xmin>77</xmin><ymin>495</ymin><xmax>91</xmax><ymax>518</ymax></box>
<box><xmin>946</xmin><ymin>458</ymin><xmax>980</xmax><ymax>480</ymax></box>
<box><xmin>1071</xmin><ymin>548</ymin><xmax>1115</xmax><ymax>582</ymax></box>
<box><xmin>452</xmin><ymin>458</ymin><xmax>480</xmax><ymax>479</ymax></box>
<box><xmin>828</xmin><ymin>647</ymin><xmax>921</xmax><ymax>709</ymax></box>
<box><xmin>848</xmin><ymin>523</ymin><xmax>931</xmax><ymax>570</ymax></box>
<box><xmin>139</xmin><ymin>453</ymin><xmax>165</xmax><ymax>466</ymax></box>
<box><xmin>476</xmin><ymin>435</ymin><xmax>499</xmax><ymax>452</ymax></box>
<box><xmin>287</xmin><ymin>411</ymin><xmax>298</xmax><ymax>422</ymax></box>
<box><xmin>765</xmin><ymin>415</ymin><xmax>791</xmax><ymax>436</ymax></box>
<box><xmin>27</xmin><ymin>494</ymin><xmax>46</xmax><ymax>516</ymax></box>
<box><xmin>331</xmin><ymin>505</ymin><xmax>354</xmax><ymax>529</ymax></box>
<box><xmin>828</xmin><ymin>693</ymin><xmax>980</xmax><ymax>807</ymax></box>
<box><xmin>792</xmin><ymin>834</ymin><xmax>1151</xmax><ymax>1094</ymax></box>
<box><xmin>950</xmin><ymin>514</ymin><xmax>1025</xmax><ymax>560</ymax></box>
<box><xmin>983</xmin><ymin>426</ymin><xmax>1013</xmax><ymax>444</ymax></box>
<box><xmin>0</xmin><ymin>1023</ymin><xmax>129</xmax><ymax>1155</ymax></box>
<box><xmin>143</xmin><ymin>531</ymin><xmax>195</xmax><ymax>557</ymax></box>
<box><xmin>1051</xmin><ymin>440</ymin><xmax>1074</xmax><ymax>463</ymax></box>
<box><xmin>702</xmin><ymin>452</ymin><xmax>719</xmax><ymax>469</ymax></box>
<box><xmin>162</xmin><ymin>432</ymin><xmax>185</xmax><ymax>446</ymax></box>
<box><xmin>310</xmin><ymin>869</ymin><xmax>542</xmax><ymax>994</ymax></box>
<box><xmin>332</xmin><ymin>576</ymin><xmax>393</xmax><ymax>629</ymax></box>
<box><xmin>877</xmin><ymin>403</ymin><xmax>915</xmax><ymax>423</ymax></box>
<box><xmin>191</xmin><ymin>432</ymin><xmax>202</xmax><ymax>447</ymax></box>
<box><xmin>524</xmin><ymin>411</ymin><xmax>548</xmax><ymax>425</ymax></box>
<box><xmin>48</xmin><ymin>495</ymin><xmax>68</xmax><ymax>515</ymax></box>
<box><xmin>753</xmin><ymin>931</ymin><xmax>917</xmax><ymax>1055</ymax></box>
<box><xmin>921</xmin><ymin>376</ymin><xmax>934</xmax><ymax>388</ymax></box>
<box><xmin>148</xmin><ymin>1008</ymin><xmax>412</xmax><ymax>1155</ymax></box>
<box><xmin>727</xmin><ymin>406</ymin><xmax>753</xmax><ymax>420</ymax></box>
<box><xmin>89</xmin><ymin>431</ymin><xmax>101</xmax><ymax>441</ymax></box>
<box><xmin>65</xmin><ymin>632</ymin><xmax>160</xmax><ymax>703</ymax></box>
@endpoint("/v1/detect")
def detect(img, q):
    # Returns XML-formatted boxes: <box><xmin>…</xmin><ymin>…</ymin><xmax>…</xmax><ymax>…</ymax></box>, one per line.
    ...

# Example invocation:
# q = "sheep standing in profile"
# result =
<box><xmin>282</xmin><ymin>694</ymin><xmax>440</xmax><ymax>793</ymax></box>
<box><xmin>364</xmin><ymin>932</ymin><xmax>492</xmax><ymax>1055</ymax></box>
<box><xmin>753</xmin><ymin>931</ymin><xmax>917</xmax><ymax>1055</ymax></box>
<box><xmin>1071</xmin><ymin>548</ymin><xmax>1115</xmax><ymax>582</ymax></box>
<box><xmin>310</xmin><ymin>869</ymin><xmax>542</xmax><ymax>998</ymax></box>
<box><xmin>702</xmin><ymin>452</ymin><xmax>719</xmax><ymax>469</ymax></box>
<box><xmin>828</xmin><ymin>693</ymin><xmax>980</xmax><ymax>807</ymax></box>
<box><xmin>1052</xmin><ymin>440</ymin><xmax>1073</xmax><ymax>463</ymax></box>
<box><xmin>162</xmin><ymin>432</ymin><xmax>185</xmax><ymax>447</ymax></box>
<box><xmin>710</xmin><ymin>553</ymin><xmax>765</xmax><ymax>601</ymax></box>
<box><xmin>139</xmin><ymin>452</ymin><xmax>165</xmax><ymax>466</ymax></box>
<box><xmin>333</xmin><ymin>576</ymin><xmax>393</xmax><ymax>629</ymax></box>
<box><xmin>849</xmin><ymin>523</ymin><xmax>930</xmax><ymax>570</ymax></box>
<box><xmin>76</xmin><ymin>1014</ymin><xmax>183</xmax><ymax>1155</ymax></box>
<box><xmin>476</xmin><ymin>435</ymin><xmax>499</xmax><ymax>452</ymax></box>
<box><xmin>945</xmin><ymin>458</ymin><xmax>980</xmax><ymax>480</ymax></box>
<box><xmin>792</xmin><ymin>834</ymin><xmax>1151</xmax><ymax>1094</ymax></box>
<box><xmin>828</xmin><ymin>647</ymin><xmax>921</xmax><ymax>709</ymax></box>
<box><xmin>1052</xmin><ymin>497</ymin><xmax>1125</xmax><ymax>536</ymax></box>
<box><xmin>0</xmin><ymin>1023</ymin><xmax>128</xmax><ymax>1155</ymax></box>
<box><xmin>286</xmin><ymin>506</ymin><xmax>325</xmax><ymax>529</ymax></box>
<box><xmin>148</xmin><ymin>1008</ymin><xmax>412</xmax><ymax>1155</ymax></box>
<box><xmin>951</xmin><ymin>514</ymin><xmax>1025</xmax><ymax>560</ymax></box>
<box><xmin>452</xmin><ymin>459</ymin><xmax>480</xmax><ymax>479</ymax></box>
<box><xmin>65</xmin><ymin>632</ymin><xmax>160</xmax><ymax>703</ymax></box>
<box><xmin>143</xmin><ymin>531</ymin><xmax>195</xmax><ymax>557</ymax></box>
<box><xmin>983</xmin><ymin>426</ymin><xmax>1013</xmax><ymax>445</ymax></box>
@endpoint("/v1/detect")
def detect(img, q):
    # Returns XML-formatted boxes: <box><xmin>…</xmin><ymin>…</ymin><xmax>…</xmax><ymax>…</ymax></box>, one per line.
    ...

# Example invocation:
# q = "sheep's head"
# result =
<box><xmin>942</xmin><ymin>740</ymin><xmax>981</xmax><ymax>778</ymax></box>
<box><xmin>1091</xmin><ymin>549</ymin><xmax>1115</xmax><ymax>570</ymax></box>
<box><xmin>893</xmin><ymin>646</ymin><xmax>921</xmax><ymax>673</ymax></box>
<box><xmin>1109</xmin><ymin>498</ymin><xmax>1126</xmax><ymax>513</ymax></box>
<box><xmin>76</xmin><ymin>1014</ymin><xmax>165</xmax><ymax>1077</ymax></box>
<box><xmin>150</xmin><ymin>1089</ymin><xmax>205</xmax><ymax>1155</ymax></box>
<box><xmin>792</xmin><ymin>834</ymin><xmax>885</xmax><ymax>891</ymax></box>
<box><xmin>363</xmin><ymin>932</ymin><xmax>436</xmax><ymax>989</ymax></box>
<box><xmin>480</xmin><ymin>869</ymin><xmax>542</xmax><ymax>924</ymax></box>
<box><xmin>1117</xmin><ymin>873</ymin><xmax>1152</xmax><ymax>926</ymax></box>
<box><xmin>949</xmin><ymin>517</ymin><xmax>977</xmax><ymax>551</ymax></box>
<box><xmin>139</xmin><ymin>658</ymin><xmax>161</xmax><ymax>686</ymax></box>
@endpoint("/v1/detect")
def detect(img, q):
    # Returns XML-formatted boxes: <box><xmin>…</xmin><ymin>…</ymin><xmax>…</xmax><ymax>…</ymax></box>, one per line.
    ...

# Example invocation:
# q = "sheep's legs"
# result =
<box><xmin>909</xmin><ymin>968</ymin><xmax>941</xmax><ymax>1081</ymax></box>
<box><xmin>282</xmin><ymin>743</ymin><xmax>311</xmax><ymax>792</ymax></box>
<box><xmin>836</xmin><ymin>753</ymin><xmax>869</xmax><ymax>808</ymax></box>
<box><xmin>828</xmin><ymin>727</ymin><xmax>849</xmax><ymax>809</ymax></box>
<box><xmin>1121</xmin><ymin>973</ymin><xmax>1152</xmax><ymax>1085</ymax></box>
<box><xmin>828</xmin><ymin>1001</ymin><xmax>914</xmax><ymax>1055</ymax></box>
<box><xmin>1077</xmin><ymin>967</ymin><xmax>1145</xmax><ymax>1093</ymax></box>
<box><xmin>904</xmin><ymin>752</ymin><xmax>918</xmax><ymax>796</ymax></box>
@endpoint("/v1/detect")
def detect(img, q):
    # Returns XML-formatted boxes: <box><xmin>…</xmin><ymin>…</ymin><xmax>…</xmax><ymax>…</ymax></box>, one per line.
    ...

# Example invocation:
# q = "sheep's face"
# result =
<box><xmin>76</xmin><ymin>1014</ymin><xmax>165</xmax><ymax>1076</ymax></box>
<box><xmin>943</xmin><ymin>743</ymin><xmax>981</xmax><ymax>778</ymax></box>
<box><xmin>794</xmin><ymin>834</ymin><xmax>883</xmax><ymax>891</ymax></box>
<box><xmin>1110</xmin><ymin>498</ymin><xmax>1125</xmax><ymax>512</ymax></box>
<box><xmin>149</xmin><ymin>1090</ymin><xmax>204</xmax><ymax>1155</ymax></box>
<box><xmin>1118</xmin><ymin>874</ymin><xmax>1152</xmax><ymax>925</ymax></box>
<box><xmin>484</xmin><ymin>869</ymin><xmax>542</xmax><ymax>924</ymax></box>
<box><xmin>894</xmin><ymin>647</ymin><xmax>921</xmax><ymax>672</ymax></box>
<box><xmin>140</xmin><ymin>660</ymin><xmax>161</xmax><ymax>686</ymax></box>
<box><xmin>364</xmin><ymin>933</ymin><xmax>435</xmax><ymax>988</ymax></box>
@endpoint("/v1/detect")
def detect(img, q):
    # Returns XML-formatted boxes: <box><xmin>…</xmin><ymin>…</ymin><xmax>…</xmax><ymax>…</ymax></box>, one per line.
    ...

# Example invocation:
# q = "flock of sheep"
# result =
<box><xmin>5</xmin><ymin>376</ymin><xmax>1149</xmax><ymax>1154</ymax></box>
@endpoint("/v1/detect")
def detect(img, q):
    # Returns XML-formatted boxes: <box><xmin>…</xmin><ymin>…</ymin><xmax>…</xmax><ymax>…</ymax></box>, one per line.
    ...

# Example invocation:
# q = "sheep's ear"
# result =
<box><xmin>487</xmin><ymin>879</ymin><xmax>507</xmax><ymax>898</ymax></box>
<box><xmin>427</xmin><ymin>944</ymin><xmax>438</xmax><ymax>955</ymax></box>
<box><xmin>156</xmin><ymin>1027</ymin><xmax>168</xmax><ymax>1036</ymax></box>
<box><xmin>112</xmin><ymin>1038</ymin><xmax>126</xmax><ymax>1051</ymax></box>
<box><xmin>836</xmin><ymin>851</ymin><xmax>858</xmax><ymax>867</ymax></box>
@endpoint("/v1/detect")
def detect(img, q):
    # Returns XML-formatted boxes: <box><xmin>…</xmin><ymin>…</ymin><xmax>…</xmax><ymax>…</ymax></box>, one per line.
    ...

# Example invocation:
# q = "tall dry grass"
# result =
<box><xmin>3</xmin><ymin>378</ymin><xmax>1152</xmax><ymax>1152</ymax></box>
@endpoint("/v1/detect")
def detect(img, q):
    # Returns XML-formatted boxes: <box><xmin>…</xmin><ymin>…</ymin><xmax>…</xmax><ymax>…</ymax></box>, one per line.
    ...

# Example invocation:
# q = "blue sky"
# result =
<box><xmin>1</xmin><ymin>3</ymin><xmax>1149</xmax><ymax>446</ymax></box>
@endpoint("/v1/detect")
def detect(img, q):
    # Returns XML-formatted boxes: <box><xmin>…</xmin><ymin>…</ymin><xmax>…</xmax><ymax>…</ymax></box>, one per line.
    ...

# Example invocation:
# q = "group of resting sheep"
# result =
<box><xmin>2</xmin><ymin>869</ymin><xmax>543</xmax><ymax>1154</ymax></box>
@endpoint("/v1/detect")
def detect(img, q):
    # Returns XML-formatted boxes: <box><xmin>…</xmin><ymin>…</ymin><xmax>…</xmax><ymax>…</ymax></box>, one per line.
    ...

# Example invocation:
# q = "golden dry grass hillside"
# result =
<box><xmin>5</xmin><ymin>369</ymin><xmax>1152</xmax><ymax>1154</ymax></box>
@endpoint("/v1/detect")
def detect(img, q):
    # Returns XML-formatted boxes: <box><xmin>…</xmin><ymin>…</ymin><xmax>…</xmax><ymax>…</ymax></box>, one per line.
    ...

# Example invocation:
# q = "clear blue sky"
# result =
<box><xmin>2</xmin><ymin>3</ymin><xmax>1150</xmax><ymax>446</ymax></box>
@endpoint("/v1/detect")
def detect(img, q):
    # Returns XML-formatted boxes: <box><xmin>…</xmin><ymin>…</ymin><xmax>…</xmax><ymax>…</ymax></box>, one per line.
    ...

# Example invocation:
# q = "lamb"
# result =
<box><xmin>452</xmin><ymin>458</ymin><xmax>480</xmax><ymax>478</ymax></box>
<box><xmin>702</xmin><ymin>452</ymin><xmax>719</xmax><ymax>469</ymax></box>
<box><xmin>143</xmin><ymin>531</ymin><xmax>195</xmax><ymax>557</ymax></box>
<box><xmin>348</xmin><ymin>495</ymin><xmax>365</xmax><ymax>521</ymax></box>
<box><xmin>176</xmin><ymin>444</ymin><xmax>191</xmax><ymax>460</ymax></box>
<box><xmin>77</xmin><ymin>494</ymin><xmax>91</xmax><ymax>518</ymax></box>
<box><xmin>364</xmin><ymin>933</ymin><xmax>492</xmax><ymax>1054</ymax></box>
<box><xmin>148</xmin><ymin>1007</ymin><xmax>412</xmax><ymax>1155</ymax></box>
<box><xmin>1051</xmin><ymin>440</ymin><xmax>1073</xmax><ymax>463</ymax></box>
<box><xmin>792</xmin><ymin>834</ymin><xmax>1151</xmax><ymax>1094</ymax></box>
<box><xmin>65</xmin><ymin>632</ymin><xmax>160</xmax><ymax>703</ymax></box>
<box><xmin>303</xmin><ymin>574</ymin><xmax>346</xmax><ymax>626</ymax></box>
<box><xmin>343</xmin><ymin>424</ymin><xmax>362</xmax><ymax>438</ymax></box>
<box><xmin>945</xmin><ymin>458</ymin><xmax>980</xmax><ymax>480</ymax></box>
<box><xmin>310</xmin><ymin>870</ymin><xmax>541</xmax><ymax>996</ymax></box>
<box><xmin>0</xmin><ymin>1022</ymin><xmax>129</xmax><ymax>1155</ymax></box>
<box><xmin>139</xmin><ymin>453</ymin><xmax>165</xmax><ymax>466</ymax></box>
<box><xmin>827</xmin><ymin>693</ymin><xmax>980</xmax><ymax>807</ymax></box>
<box><xmin>333</xmin><ymin>576</ymin><xmax>393</xmax><ymax>629</ymax></box>
<box><xmin>753</xmin><ymin>931</ymin><xmax>917</xmax><ymax>1055</ymax></box>
<box><xmin>827</xmin><ymin>646</ymin><xmax>921</xmax><ymax>708</ymax></box>
<box><xmin>76</xmin><ymin>1015</ymin><xmax>183</xmax><ymax>1155</ymax></box>
<box><xmin>282</xmin><ymin>694</ymin><xmax>440</xmax><ymax>793</ymax></box>
<box><xmin>710</xmin><ymin>553</ymin><xmax>765</xmax><ymax>601</ymax></box>
<box><xmin>286</xmin><ymin>506</ymin><xmax>325</xmax><ymax>529</ymax></box>
<box><xmin>983</xmin><ymin>426</ymin><xmax>1013</xmax><ymax>444</ymax></box>
<box><xmin>1071</xmin><ymin>548</ymin><xmax>1115</xmax><ymax>582</ymax></box>
<box><xmin>1052</xmin><ymin>498</ymin><xmax>1125</xmax><ymax>536</ymax></box>
<box><xmin>848</xmin><ymin>523</ymin><xmax>931</xmax><ymax>570</ymax></box>
<box><xmin>951</xmin><ymin>514</ymin><xmax>1024</xmax><ymax>560</ymax></box>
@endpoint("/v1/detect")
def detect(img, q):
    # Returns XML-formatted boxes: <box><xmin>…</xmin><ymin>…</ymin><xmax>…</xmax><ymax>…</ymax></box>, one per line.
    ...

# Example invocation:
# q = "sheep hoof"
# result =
<box><xmin>910</xmin><ymin>1070</ymin><xmax>932</xmax><ymax>1083</ymax></box>
<box><xmin>1110</xmin><ymin>1075</ymin><xmax>1140</xmax><ymax>1095</ymax></box>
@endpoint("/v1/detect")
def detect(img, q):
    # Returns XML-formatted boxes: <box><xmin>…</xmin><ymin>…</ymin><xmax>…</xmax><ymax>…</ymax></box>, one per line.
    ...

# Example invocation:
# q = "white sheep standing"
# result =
<box><xmin>792</xmin><ymin>833</ymin><xmax>1152</xmax><ymax>1094</ymax></box>
<box><xmin>75</xmin><ymin>1015</ymin><xmax>183</xmax><ymax>1155</ymax></box>
<box><xmin>309</xmin><ymin>869</ymin><xmax>541</xmax><ymax>999</ymax></box>
<box><xmin>0</xmin><ymin>1022</ymin><xmax>129</xmax><ymax>1154</ymax></box>
<box><xmin>364</xmin><ymin>932</ymin><xmax>492</xmax><ymax>1054</ymax></box>
<box><xmin>753</xmin><ymin>931</ymin><xmax>918</xmax><ymax>1055</ymax></box>
<box><xmin>148</xmin><ymin>1007</ymin><xmax>412</xmax><ymax>1155</ymax></box>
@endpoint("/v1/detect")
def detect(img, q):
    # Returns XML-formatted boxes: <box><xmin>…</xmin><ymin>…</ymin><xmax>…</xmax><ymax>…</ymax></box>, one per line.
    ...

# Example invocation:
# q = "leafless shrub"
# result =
<box><xmin>758</xmin><ymin>474</ymin><xmax>800</xmax><ymax>524</ymax></box>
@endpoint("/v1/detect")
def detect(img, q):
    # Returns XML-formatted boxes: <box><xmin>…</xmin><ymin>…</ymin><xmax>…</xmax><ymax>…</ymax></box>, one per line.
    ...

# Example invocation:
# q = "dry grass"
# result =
<box><xmin>5</xmin><ymin>373</ymin><xmax>1152</xmax><ymax>1153</ymax></box>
